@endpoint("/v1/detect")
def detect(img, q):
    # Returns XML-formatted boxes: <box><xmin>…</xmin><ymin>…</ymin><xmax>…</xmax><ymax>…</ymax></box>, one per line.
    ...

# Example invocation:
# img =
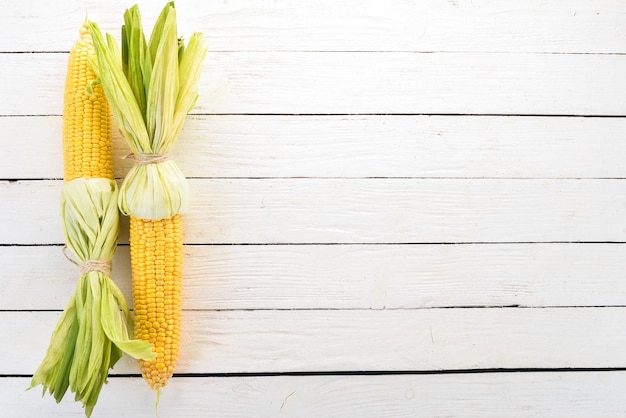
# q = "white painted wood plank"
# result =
<box><xmin>4</xmin><ymin>0</ymin><xmax>626</xmax><ymax>53</ymax></box>
<box><xmin>4</xmin><ymin>243</ymin><xmax>626</xmax><ymax>310</ymax></box>
<box><xmin>10</xmin><ymin>308</ymin><xmax>626</xmax><ymax>375</ymax></box>
<box><xmin>11</xmin><ymin>372</ymin><xmax>626</xmax><ymax>417</ymax></box>
<box><xmin>4</xmin><ymin>115</ymin><xmax>626</xmax><ymax>180</ymax></box>
<box><xmin>4</xmin><ymin>52</ymin><xmax>626</xmax><ymax>116</ymax></box>
<box><xmin>2</xmin><ymin>179</ymin><xmax>624</xmax><ymax>245</ymax></box>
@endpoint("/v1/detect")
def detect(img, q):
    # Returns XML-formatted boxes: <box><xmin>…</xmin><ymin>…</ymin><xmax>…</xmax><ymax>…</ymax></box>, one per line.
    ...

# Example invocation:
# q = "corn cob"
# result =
<box><xmin>62</xmin><ymin>23</ymin><xmax>113</xmax><ymax>182</ymax></box>
<box><xmin>131</xmin><ymin>214</ymin><xmax>183</xmax><ymax>389</ymax></box>
<box><xmin>30</xmin><ymin>23</ymin><xmax>154</xmax><ymax>417</ymax></box>
<box><xmin>89</xmin><ymin>3</ymin><xmax>207</xmax><ymax>394</ymax></box>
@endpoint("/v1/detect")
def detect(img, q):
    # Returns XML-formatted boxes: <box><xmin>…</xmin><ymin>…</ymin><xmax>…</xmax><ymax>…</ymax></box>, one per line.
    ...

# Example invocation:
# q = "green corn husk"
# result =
<box><xmin>89</xmin><ymin>2</ymin><xmax>208</xmax><ymax>220</ymax></box>
<box><xmin>30</xmin><ymin>178</ymin><xmax>155</xmax><ymax>417</ymax></box>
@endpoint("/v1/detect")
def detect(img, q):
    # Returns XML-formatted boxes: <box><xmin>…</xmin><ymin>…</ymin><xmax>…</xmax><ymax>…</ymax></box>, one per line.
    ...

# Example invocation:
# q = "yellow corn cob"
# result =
<box><xmin>63</xmin><ymin>23</ymin><xmax>112</xmax><ymax>183</ymax></box>
<box><xmin>88</xmin><ymin>3</ymin><xmax>207</xmax><ymax>395</ymax></box>
<box><xmin>31</xmin><ymin>22</ymin><xmax>155</xmax><ymax>417</ymax></box>
<box><xmin>130</xmin><ymin>214</ymin><xmax>183</xmax><ymax>390</ymax></box>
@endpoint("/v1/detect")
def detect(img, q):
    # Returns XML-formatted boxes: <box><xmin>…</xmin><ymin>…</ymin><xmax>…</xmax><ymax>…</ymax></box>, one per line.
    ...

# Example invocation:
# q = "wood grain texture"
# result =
<box><xmin>2</xmin><ymin>179</ymin><xmax>624</xmax><ymax>245</ymax></box>
<box><xmin>3</xmin><ymin>52</ymin><xmax>626</xmax><ymax>116</ymax></box>
<box><xmin>4</xmin><ymin>0</ymin><xmax>626</xmax><ymax>53</ymax></box>
<box><xmin>14</xmin><ymin>372</ymin><xmax>626</xmax><ymax>417</ymax></box>
<box><xmin>4</xmin><ymin>243</ymin><xmax>626</xmax><ymax>311</ymax></box>
<box><xmin>4</xmin><ymin>115</ymin><xmax>626</xmax><ymax>180</ymax></box>
<box><xmin>11</xmin><ymin>308</ymin><xmax>626</xmax><ymax>375</ymax></box>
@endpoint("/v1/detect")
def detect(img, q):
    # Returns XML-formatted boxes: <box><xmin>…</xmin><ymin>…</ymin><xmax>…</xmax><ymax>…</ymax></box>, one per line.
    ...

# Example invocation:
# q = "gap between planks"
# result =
<box><xmin>7</xmin><ymin>305</ymin><xmax>626</xmax><ymax>313</ymax></box>
<box><xmin>8</xmin><ymin>367</ymin><xmax>626</xmax><ymax>379</ymax></box>
<box><xmin>3</xmin><ymin>113</ymin><xmax>626</xmax><ymax>117</ymax></box>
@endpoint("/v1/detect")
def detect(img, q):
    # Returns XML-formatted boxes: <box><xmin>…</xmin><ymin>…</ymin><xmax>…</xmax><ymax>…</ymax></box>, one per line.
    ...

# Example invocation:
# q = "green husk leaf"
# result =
<box><xmin>172</xmin><ymin>31</ymin><xmax>207</xmax><ymax>141</ymax></box>
<box><xmin>30</xmin><ymin>300</ymin><xmax>74</xmax><ymax>393</ymax></box>
<box><xmin>101</xmin><ymin>278</ymin><xmax>156</xmax><ymax>359</ymax></box>
<box><xmin>145</xmin><ymin>8</ymin><xmax>178</xmax><ymax>153</ymax></box>
<box><xmin>30</xmin><ymin>179</ymin><xmax>154</xmax><ymax>417</ymax></box>
<box><xmin>123</xmin><ymin>5</ymin><xmax>148</xmax><ymax>121</ymax></box>
<box><xmin>88</xmin><ymin>2</ymin><xmax>207</xmax><ymax>220</ymax></box>
<box><xmin>52</xmin><ymin>312</ymin><xmax>79</xmax><ymax>403</ymax></box>
<box><xmin>148</xmin><ymin>1</ymin><xmax>175</xmax><ymax>63</ymax></box>
<box><xmin>89</xmin><ymin>21</ymin><xmax>150</xmax><ymax>153</ymax></box>
<box><xmin>121</xmin><ymin>23</ymin><xmax>128</xmax><ymax>78</ymax></box>
<box><xmin>118</xmin><ymin>159</ymin><xmax>189</xmax><ymax>218</ymax></box>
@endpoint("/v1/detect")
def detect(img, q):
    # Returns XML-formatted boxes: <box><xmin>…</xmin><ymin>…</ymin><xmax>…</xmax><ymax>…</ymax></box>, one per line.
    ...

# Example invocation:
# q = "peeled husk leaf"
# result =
<box><xmin>30</xmin><ymin>178</ymin><xmax>155</xmax><ymax>417</ymax></box>
<box><xmin>89</xmin><ymin>2</ymin><xmax>207</xmax><ymax>220</ymax></box>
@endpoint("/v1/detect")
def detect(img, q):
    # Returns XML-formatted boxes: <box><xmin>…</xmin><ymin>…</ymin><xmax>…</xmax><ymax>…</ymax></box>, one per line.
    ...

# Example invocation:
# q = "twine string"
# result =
<box><xmin>79</xmin><ymin>260</ymin><xmax>112</xmax><ymax>276</ymax></box>
<box><xmin>62</xmin><ymin>245</ymin><xmax>112</xmax><ymax>276</ymax></box>
<box><xmin>123</xmin><ymin>153</ymin><xmax>171</xmax><ymax>165</ymax></box>
<box><xmin>62</xmin><ymin>245</ymin><xmax>79</xmax><ymax>267</ymax></box>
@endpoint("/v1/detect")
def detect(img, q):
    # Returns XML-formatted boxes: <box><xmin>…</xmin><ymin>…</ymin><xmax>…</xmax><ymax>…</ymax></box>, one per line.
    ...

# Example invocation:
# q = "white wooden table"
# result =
<box><xmin>2</xmin><ymin>0</ymin><xmax>626</xmax><ymax>416</ymax></box>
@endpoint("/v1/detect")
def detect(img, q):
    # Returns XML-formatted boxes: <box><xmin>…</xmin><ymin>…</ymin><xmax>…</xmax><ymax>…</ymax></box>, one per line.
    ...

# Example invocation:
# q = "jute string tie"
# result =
<box><xmin>124</xmin><ymin>153</ymin><xmax>170</xmax><ymax>165</ymax></box>
<box><xmin>63</xmin><ymin>246</ymin><xmax>112</xmax><ymax>276</ymax></box>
